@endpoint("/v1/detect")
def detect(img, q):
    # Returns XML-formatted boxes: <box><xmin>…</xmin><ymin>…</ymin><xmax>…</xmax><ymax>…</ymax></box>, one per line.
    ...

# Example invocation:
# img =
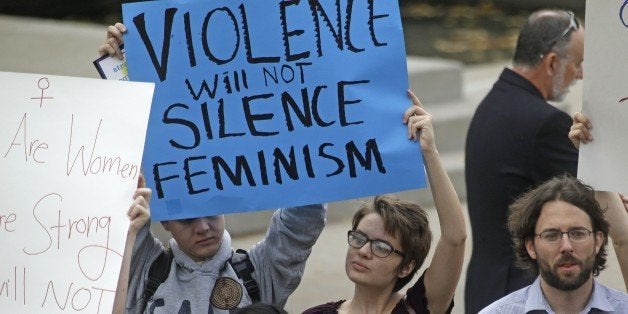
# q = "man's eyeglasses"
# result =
<box><xmin>543</xmin><ymin>11</ymin><xmax>579</xmax><ymax>54</ymax></box>
<box><xmin>535</xmin><ymin>228</ymin><xmax>593</xmax><ymax>244</ymax></box>
<box><xmin>347</xmin><ymin>230</ymin><xmax>405</xmax><ymax>258</ymax></box>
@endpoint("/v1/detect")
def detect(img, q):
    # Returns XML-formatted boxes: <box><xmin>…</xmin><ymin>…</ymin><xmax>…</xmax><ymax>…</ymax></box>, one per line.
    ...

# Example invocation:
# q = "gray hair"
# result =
<box><xmin>513</xmin><ymin>10</ymin><xmax>580</xmax><ymax>68</ymax></box>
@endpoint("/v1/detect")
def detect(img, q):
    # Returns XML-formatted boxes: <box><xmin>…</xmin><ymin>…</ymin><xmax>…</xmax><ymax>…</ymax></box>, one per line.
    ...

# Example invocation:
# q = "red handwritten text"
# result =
<box><xmin>65</xmin><ymin>115</ymin><xmax>139</xmax><ymax>180</ymax></box>
<box><xmin>0</xmin><ymin>211</ymin><xmax>16</xmax><ymax>232</ymax></box>
<box><xmin>3</xmin><ymin>113</ymin><xmax>49</xmax><ymax>164</ymax></box>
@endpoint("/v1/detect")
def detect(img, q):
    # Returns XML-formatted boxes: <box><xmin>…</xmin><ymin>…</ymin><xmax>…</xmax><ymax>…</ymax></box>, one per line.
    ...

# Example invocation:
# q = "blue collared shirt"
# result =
<box><xmin>479</xmin><ymin>277</ymin><xmax>628</xmax><ymax>314</ymax></box>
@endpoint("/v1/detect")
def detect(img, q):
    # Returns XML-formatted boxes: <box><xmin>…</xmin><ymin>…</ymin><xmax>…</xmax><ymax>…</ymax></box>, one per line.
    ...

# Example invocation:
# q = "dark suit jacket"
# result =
<box><xmin>464</xmin><ymin>68</ymin><xmax>578</xmax><ymax>313</ymax></box>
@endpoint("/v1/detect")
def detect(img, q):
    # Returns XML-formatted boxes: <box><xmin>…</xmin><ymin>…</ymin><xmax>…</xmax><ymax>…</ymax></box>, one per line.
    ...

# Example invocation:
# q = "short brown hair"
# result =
<box><xmin>352</xmin><ymin>195</ymin><xmax>431</xmax><ymax>292</ymax></box>
<box><xmin>508</xmin><ymin>175</ymin><xmax>609</xmax><ymax>276</ymax></box>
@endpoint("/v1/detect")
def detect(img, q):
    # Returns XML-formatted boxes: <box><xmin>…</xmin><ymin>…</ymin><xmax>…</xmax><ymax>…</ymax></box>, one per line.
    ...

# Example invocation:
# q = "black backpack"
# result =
<box><xmin>142</xmin><ymin>248</ymin><xmax>260</xmax><ymax>310</ymax></box>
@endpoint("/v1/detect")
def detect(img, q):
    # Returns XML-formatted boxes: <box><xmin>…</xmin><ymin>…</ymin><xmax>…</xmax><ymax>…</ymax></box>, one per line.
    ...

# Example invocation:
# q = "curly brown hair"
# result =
<box><xmin>508</xmin><ymin>175</ymin><xmax>609</xmax><ymax>276</ymax></box>
<box><xmin>352</xmin><ymin>195</ymin><xmax>432</xmax><ymax>292</ymax></box>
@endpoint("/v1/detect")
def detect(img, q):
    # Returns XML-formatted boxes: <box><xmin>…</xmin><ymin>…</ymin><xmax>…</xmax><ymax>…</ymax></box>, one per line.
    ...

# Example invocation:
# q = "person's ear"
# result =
<box><xmin>542</xmin><ymin>52</ymin><xmax>559</xmax><ymax>76</ymax></box>
<box><xmin>593</xmin><ymin>231</ymin><xmax>603</xmax><ymax>254</ymax></box>
<box><xmin>398</xmin><ymin>260</ymin><xmax>416</xmax><ymax>279</ymax></box>
<box><xmin>525</xmin><ymin>238</ymin><xmax>537</xmax><ymax>260</ymax></box>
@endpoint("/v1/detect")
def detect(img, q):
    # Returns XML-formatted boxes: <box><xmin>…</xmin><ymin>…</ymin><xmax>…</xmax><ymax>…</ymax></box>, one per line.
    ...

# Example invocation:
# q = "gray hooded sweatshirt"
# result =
<box><xmin>124</xmin><ymin>203</ymin><xmax>326</xmax><ymax>313</ymax></box>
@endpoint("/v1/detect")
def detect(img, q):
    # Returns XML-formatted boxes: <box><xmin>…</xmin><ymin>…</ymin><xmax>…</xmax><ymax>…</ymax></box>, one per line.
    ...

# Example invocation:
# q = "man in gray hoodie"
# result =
<box><xmin>113</xmin><ymin>176</ymin><xmax>326</xmax><ymax>313</ymax></box>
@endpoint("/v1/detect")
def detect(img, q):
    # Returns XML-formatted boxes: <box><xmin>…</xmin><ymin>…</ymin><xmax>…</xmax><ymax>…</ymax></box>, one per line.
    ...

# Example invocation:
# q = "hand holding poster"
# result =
<box><xmin>122</xmin><ymin>0</ymin><xmax>426</xmax><ymax>220</ymax></box>
<box><xmin>579</xmin><ymin>1</ymin><xmax>628</xmax><ymax>192</ymax></box>
<box><xmin>0</xmin><ymin>72</ymin><xmax>153</xmax><ymax>313</ymax></box>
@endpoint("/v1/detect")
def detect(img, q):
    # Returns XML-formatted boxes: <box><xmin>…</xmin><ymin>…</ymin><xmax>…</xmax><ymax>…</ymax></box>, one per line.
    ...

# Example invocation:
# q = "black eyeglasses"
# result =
<box><xmin>535</xmin><ymin>228</ymin><xmax>593</xmax><ymax>244</ymax></box>
<box><xmin>542</xmin><ymin>11</ymin><xmax>579</xmax><ymax>55</ymax></box>
<box><xmin>347</xmin><ymin>230</ymin><xmax>405</xmax><ymax>258</ymax></box>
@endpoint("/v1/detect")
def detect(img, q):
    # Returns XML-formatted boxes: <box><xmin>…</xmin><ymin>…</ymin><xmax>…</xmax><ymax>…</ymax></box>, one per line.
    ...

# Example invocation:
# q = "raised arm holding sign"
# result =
<box><xmin>304</xmin><ymin>92</ymin><xmax>466</xmax><ymax>314</ymax></box>
<box><xmin>98</xmin><ymin>1</ymin><xmax>433</xmax><ymax>311</ymax></box>
<box><xmin>105</xmin><ymin>88</ymin><xmax>451</xmax><ymax>313</ymax></box>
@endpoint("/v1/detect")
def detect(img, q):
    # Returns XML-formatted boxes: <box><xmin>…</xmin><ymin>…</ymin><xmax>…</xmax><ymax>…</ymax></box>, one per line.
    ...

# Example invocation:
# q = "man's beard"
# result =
<box><xmin>538</xmin><ymin>252</ymin><xmax>595</xmax><ymax>291</ymax></box>
<box><xmin>550</xmin><ymin>61</ymin><xmax>570</xmax><ymax>102</ymax></box>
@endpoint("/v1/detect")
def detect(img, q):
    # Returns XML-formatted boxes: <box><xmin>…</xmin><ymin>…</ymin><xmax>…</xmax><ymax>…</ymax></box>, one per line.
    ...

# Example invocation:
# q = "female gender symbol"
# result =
<box><xmin>30</xmin><ymin>77</ymin><xmax>54</xmax><ymax>108</ymax></box>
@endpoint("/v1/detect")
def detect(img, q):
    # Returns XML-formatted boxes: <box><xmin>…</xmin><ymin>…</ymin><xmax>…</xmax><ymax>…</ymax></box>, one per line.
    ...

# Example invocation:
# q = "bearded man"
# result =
<box><xmin>480</xmin><ymin>175</ymin><xmax>627</xmax><ymax>313</ymax></box>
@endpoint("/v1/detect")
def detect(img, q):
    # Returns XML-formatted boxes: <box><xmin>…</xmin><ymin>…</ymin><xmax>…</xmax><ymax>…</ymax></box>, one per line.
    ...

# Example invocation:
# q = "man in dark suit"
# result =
<box><xmin>464</xmin><ymin>10</ymin><xmax>583</xmax><ymax>313</ymax></box>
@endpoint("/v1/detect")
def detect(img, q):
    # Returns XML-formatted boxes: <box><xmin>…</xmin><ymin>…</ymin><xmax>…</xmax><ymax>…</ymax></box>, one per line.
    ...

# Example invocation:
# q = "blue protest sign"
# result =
<box><xmin>122</xmin><ymin>0</ymin><xmax>426</xmax><ymax>220</ymax></box>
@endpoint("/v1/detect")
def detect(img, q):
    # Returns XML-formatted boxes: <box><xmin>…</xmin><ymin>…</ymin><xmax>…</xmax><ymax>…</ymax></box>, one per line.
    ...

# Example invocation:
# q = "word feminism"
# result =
<box><xmin>153</xmin><ymin>137</ymin><xmax>385</xmax><ymax>198</ymax></box>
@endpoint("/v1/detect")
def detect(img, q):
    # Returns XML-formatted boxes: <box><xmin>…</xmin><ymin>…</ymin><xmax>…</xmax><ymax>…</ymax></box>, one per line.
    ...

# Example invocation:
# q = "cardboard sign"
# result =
<box><xmin>122</xmin><ymin>0</ymin><xmax>426</xmax><ymax>220</ymax></box>
<box><xmin>0</xmin><ymin>72</ymin><xmax>153</xmax><ymax>313</ymax></box>
<box><xmin>579</xmin><ymin>1</ymin><xmax>628</xmax><ymax>193</ymax></box>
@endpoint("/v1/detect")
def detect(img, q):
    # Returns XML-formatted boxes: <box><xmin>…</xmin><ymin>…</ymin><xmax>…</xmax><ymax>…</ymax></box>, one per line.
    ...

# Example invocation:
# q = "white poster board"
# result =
<box><xmin>0</xmin><ymin>71</ymin><xmax>153</xmax><ymax>313</ymax></box>
<box><xmin>579</xmin><ymin>1</ymin><xmax>628</xmax><ymax>193</ymax></box>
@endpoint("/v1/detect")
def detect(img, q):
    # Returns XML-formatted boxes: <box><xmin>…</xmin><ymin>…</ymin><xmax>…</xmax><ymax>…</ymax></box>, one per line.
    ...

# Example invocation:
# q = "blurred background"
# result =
<box><xmin>0</xmin><ymin>0</ymin><xmax>585</xmax><ymax>64</ymax></box>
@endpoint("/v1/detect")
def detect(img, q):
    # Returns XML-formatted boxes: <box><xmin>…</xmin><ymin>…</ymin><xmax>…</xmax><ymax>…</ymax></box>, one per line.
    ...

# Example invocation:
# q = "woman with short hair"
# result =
<box><xmin>304</xmin><ymin>91</ymin><xmax>467</xmax><ymax>314</ymax></box>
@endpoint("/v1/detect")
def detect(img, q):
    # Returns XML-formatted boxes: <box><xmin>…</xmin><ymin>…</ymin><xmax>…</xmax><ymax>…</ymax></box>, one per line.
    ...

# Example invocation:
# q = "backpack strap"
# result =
<box><xmin>142</xmin><ymin>248</ymin><xmax>173</xmax><ymax>311</ymax></box>
<box><xmin>229</xmin><ymin>249</ymin><xmax>260</xmax><ymax>302</ymax></box>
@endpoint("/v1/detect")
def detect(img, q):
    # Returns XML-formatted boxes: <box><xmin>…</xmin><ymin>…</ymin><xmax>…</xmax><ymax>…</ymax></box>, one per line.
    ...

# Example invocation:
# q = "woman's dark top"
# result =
<box><xmin>302</xmin><ymin>270</ymin><xmax>454</xmax><ymax>313</ymax></box>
